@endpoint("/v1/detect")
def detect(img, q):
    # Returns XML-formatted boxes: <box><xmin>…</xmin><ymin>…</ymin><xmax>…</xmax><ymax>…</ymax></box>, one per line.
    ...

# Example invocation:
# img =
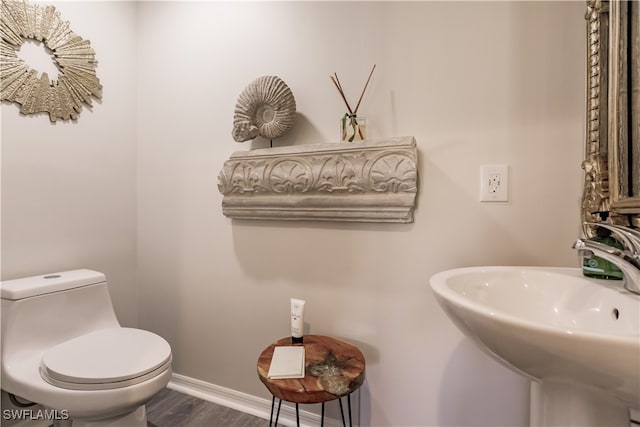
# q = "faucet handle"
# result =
<box><xmin>584</xmin><ymin>222</ymin><xmax>640</xmax><ymax>257</ymax></box>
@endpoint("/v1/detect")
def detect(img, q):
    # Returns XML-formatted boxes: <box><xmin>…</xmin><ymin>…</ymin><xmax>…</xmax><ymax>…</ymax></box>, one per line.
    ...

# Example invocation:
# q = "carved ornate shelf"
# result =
<box><xmin>217</xmin><ymin>136</ymin><xmax>418</xmax><ymax>222</ymax></box>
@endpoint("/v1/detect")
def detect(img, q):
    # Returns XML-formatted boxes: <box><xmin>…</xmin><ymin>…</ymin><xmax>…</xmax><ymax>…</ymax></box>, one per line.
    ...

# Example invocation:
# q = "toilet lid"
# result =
<box><xmin>41</xmin><ymin>328</ymin><xmax>171</xmax><ymax>389</ymax></box>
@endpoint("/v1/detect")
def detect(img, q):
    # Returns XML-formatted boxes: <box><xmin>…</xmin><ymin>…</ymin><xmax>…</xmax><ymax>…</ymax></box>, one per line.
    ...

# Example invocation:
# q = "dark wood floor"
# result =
<box><xmin>146</xmin><ymin>387</ymin><xmax>266</xmax><ymax>427</ymax></box>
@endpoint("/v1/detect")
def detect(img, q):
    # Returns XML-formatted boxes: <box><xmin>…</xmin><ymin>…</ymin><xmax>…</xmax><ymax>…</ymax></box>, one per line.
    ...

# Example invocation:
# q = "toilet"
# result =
<box><xmin>0</xmin><ymin>269</ymin><xmax>172</xmax><ymax>427</ymax></box>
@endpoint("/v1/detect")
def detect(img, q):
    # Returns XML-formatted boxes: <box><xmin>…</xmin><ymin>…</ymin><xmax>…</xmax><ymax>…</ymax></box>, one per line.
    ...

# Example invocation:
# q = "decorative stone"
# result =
<box><xmin>257</xmin><ymin>335</ymin><xmax>366</xmax><ymax>404</ymax></box>
<box><xmin>217</xmin><ymin>136</ymin><xmax>418</xmax><ymax>222</ymax></box>
<box><xmin>232</xmin><ymin>75</ymin><xmax>296</xmax><ymax>143</ymax></box>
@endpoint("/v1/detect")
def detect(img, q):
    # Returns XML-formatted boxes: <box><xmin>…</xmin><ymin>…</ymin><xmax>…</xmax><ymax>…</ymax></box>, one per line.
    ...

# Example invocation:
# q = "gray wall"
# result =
<box><xmin>136</xmin><ymin>2</ymin><xmax>585</xmax><ymax>426</ymax></box>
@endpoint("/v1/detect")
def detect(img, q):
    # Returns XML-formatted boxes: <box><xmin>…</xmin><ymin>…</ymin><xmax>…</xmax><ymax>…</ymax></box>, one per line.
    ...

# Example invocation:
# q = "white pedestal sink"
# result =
<box><xmin>430</xmin><ymin>266</ymin><xmax>639</xmax><ymax>427</ymax></box>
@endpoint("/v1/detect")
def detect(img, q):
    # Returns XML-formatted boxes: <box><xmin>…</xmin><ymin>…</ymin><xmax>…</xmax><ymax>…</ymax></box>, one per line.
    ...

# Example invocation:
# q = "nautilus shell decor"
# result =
<box><xmin>0</xmin><ymin>0</ymin><xmax>102</xmax><ymax>121</ymax></box>
<box><xmin>232</xmin><ymin>75</ymin><xmax>296</xmax><ymax>143</ymax></box>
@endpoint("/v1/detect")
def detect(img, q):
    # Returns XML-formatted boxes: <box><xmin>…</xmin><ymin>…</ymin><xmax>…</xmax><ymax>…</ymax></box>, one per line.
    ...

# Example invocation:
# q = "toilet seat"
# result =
<box><xmin>40</xmin><ymin>328</ymin><xmax>172</xmax><ymax>391</ymax></box>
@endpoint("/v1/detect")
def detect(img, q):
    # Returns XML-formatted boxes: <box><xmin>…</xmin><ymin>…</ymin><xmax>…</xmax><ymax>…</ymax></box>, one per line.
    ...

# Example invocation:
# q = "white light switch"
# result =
<box><xmin>480</xmin><ymin>164</ymin><xmax>509</xmax><ymax>202</ymax></box>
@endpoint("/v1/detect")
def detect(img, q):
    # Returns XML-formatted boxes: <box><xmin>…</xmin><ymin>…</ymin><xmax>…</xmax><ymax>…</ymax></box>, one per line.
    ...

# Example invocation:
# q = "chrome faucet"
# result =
<box><xmin>573</xmin><ymin>222</ymin><xmax>640</xmax><ymax>295</ymax></box>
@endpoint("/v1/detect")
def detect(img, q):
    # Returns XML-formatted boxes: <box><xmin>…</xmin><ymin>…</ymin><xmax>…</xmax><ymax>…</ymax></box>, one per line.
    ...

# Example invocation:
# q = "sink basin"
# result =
<box><xmin>430</xmin><ymin>266</ymin><xmax>640</xmax><ymax>427</ymax></box>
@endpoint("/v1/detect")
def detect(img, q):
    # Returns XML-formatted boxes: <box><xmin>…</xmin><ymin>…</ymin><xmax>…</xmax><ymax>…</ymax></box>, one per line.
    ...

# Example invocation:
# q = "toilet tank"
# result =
<box><xmin>1</xmin><ymin>270</ymin><xmax>121</xmax><ymax>364</ymax></box>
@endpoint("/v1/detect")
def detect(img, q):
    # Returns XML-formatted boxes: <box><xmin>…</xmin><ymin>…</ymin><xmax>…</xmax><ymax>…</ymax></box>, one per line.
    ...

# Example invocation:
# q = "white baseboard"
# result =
<box><xmin>167</xmin><ymin>373</ymin><xmax>342</xmax><ymax>427</ymax></box>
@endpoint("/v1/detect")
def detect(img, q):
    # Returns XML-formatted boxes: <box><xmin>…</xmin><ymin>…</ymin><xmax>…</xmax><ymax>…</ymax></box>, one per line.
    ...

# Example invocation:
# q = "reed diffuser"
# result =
<box><xmin>331</xmin><ymin>64</ymin><xmax>376</xmax><ymax>142</ymax></box>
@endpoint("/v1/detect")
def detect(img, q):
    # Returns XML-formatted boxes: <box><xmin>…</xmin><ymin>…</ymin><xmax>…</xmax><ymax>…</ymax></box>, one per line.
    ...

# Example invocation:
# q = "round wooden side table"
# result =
<box><xmin>257</xmin><ymin>335</ymin><xmax>366</xmax><ymax>427</ymax></box>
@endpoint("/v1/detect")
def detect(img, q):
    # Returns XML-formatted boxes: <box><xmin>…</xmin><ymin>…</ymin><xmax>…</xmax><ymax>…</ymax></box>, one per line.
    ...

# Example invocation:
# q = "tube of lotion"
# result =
<box><xmin>290</xmin><ymin>298</ymin><xmax>305</xmax><ymax>344</ymax></box>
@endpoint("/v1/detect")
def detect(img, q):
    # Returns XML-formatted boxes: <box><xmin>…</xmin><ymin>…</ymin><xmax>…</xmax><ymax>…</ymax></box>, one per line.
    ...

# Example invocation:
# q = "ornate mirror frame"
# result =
<box><xmin>0</xmin><ymin>0</ymin><xmax>102</xmax><ymax>122</ymax></box>
<box><xmin>583</xmin><ymin>0</ymin><xmax>640</xmax><ymax>228</ymax></box>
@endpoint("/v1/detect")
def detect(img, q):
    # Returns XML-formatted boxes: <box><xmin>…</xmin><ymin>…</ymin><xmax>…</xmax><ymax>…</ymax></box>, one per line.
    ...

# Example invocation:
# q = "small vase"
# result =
<box><xmin>340</xmin><ymin>114</ymin><xmax>366</xmax><ymax>142</ymax></box>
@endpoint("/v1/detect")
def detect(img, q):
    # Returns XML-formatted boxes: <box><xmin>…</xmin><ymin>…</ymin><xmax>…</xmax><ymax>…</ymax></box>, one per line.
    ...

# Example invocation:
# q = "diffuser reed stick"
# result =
<box><xmin>330</xmin><ymin>74</ymin><xmax>353</xmax><ymax>115</ymax></box>
<box><xmin>353</xmin><ymin>64</ymin><xmax>376</xmax><ymax>114</ymax></box>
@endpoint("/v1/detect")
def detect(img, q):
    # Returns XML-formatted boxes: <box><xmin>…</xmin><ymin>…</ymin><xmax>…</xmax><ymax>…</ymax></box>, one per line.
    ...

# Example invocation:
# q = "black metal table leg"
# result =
<box><xmin>269</xmin><ymin>396</ymin><xmax>276</xmax><ymax>426</ymax></box>
<box><xmin>321</xmin><ymin>402</ymin><xmax>325</xmax><ymax>427</ymax></box>
<box><xmin>274</xmin><ymin>399</ymin><xmax>282</xmax><ymax>426</ymax></box>
<box><xmin>338</xmin><ymin>397</ymin><xmax>346</xmax><ymax>427</ymax></box>
<box><xmin>295</xmin><ymin>403</ymin><xmax>300</xmax><ymax>427</ymax></box>
<box><xmin>347</xmin><ymin>394</ymin><xmax>353</xmax><ymax>427</ymax></box>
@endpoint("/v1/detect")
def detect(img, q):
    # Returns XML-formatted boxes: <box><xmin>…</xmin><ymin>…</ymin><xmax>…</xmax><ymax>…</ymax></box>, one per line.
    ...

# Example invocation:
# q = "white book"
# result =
<box><xmin>267</xmin><ymin>346</ymin><xmax>305</xmax><ymax>379</ymax></box>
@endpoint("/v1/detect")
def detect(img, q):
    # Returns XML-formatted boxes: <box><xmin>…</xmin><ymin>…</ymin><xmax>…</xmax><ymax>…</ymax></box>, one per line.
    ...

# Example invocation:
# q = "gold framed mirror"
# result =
<box><xmin>583</xmin><ymin>0</ymin><xmax>639</xmax><ymax>228</ymax></box>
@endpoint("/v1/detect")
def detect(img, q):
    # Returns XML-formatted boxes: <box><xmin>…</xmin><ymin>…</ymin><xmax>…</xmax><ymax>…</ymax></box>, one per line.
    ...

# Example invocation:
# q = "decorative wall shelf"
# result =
<box><xmin>217</xmin><ymin>136</ymin><xmax>418</xmax><ymax>223</ymax></box>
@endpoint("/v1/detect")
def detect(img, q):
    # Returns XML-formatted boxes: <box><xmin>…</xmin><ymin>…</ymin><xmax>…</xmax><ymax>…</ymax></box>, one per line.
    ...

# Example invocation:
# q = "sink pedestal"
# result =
<box><xmin>530</xmin><ymin>381</ymin><xmax>629</xmax><ymax>427</ymax></box>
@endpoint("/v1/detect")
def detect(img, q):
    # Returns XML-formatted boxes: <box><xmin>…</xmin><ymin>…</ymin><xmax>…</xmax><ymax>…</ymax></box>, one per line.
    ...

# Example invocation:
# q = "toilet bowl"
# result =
<box><xmin>0</xmin><ymin>270</ymin><xmax>172</xmax><ymax>426</ymax></box>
